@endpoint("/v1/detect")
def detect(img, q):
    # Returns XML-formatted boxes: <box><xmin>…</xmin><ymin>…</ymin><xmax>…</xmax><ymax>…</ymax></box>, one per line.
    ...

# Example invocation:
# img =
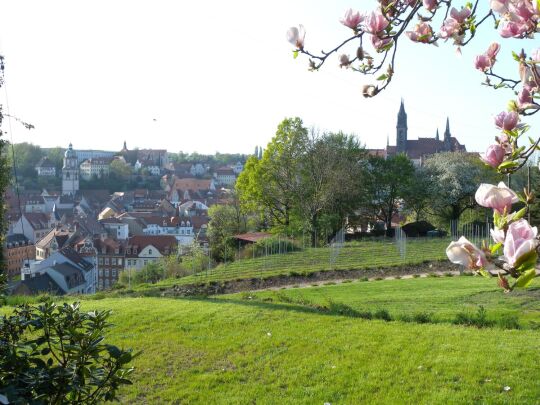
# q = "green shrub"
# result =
<box><xmin>497</xmin><ymin>314</ymin><xmax>521</xmax><ymax>330</ymax></box>
<box><xmin>0</xmin><ymin>302</ymin><xmax>137</xmax><ymax>403</ymax></box>
<box><xmin>374</xmin><ymin>309</ymin><xmax>392</xmax><ymax>321</ymax></box>
<box><xmin>412</xmin><ymin>312</ymin><xmax>433</xmax><ymax>324</ymax></box>
<box><xmin>453</xmin><ymin>306</ymin><xmax>495</xmax><ymax>328</ymax></box>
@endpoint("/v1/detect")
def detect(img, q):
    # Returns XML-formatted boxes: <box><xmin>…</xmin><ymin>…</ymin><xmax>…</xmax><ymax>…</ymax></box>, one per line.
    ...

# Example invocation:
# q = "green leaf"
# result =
<box><xmin>513</xmin><ymin>268</ymin><xmax>537</xmax><ymax>288</ymax></box>
<box><xmin>512</xmin><ymin>207</ymin><xmax>527</xmax><ymax>221</ymax></box>
<box><xmin>478</xmin><ymin>268</ymin><xmax>490</xmax><ymax>278</ymax></box>
<box><xmin>376</xmin><ymin>74</ymin><xmax>388</xmax><ymax>81</ymax></box>
<box><xmin>490</xmin><ymin>242</ymin><xmax>502</xmax><ymax>255</ymax></box>
<box><xmin>512</xmin><ymin>51</ymin><xmax>521</xmax><ymax>61</ymax></box>
<box><xmin>498</xmin><ymin>160</ymin><xmax>519</xmax><ymax>170</ymax></box>
<box><xmin>515</xmin><ymin>250</ymin><xmax>538</xmax><ymax>272</ymax></box>
<box><xmin>293</xmin><ymin>50</ymin><xmax>299</xmax><ymax>59</ymax></box>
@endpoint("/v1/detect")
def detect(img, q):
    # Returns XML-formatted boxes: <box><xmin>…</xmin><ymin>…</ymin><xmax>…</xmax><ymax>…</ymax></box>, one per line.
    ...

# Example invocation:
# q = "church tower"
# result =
<box><xmin>396</xmin><ymin>99</ymin><xmax>408</xmax><ymax>154</ymax></box>
<box><xmin>443</xmin><ymin>118</ymin><xmax>452</xmax><ymax>151</ymax></box>
<box><xmin>62</xmin><ymin>143</ymin><xmax>79</xmax><ymax>195</ymax></box>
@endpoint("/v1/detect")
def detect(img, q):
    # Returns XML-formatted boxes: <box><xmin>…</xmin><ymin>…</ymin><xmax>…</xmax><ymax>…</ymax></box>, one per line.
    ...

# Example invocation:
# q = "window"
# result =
<box><xmin>99</xmin><ymin>269</ymin><xmax>103</xmax><ymax>276</ymax></box>
<box><xmin>143</xmin><ymin>260</ymin><xmax>148</xmax><ymax>265</ymax></box>
<box><xmin>118</xmin><ymin>258</ymin><xmax>123</xmax><ymax>266</ymax></box>
<box><xmin>105</xmin><ymin>258</ymin><xmax>110</xmax><ymax>265</ymax></box>
<box><xmin>112</xmin><ymin>258</ymin><xmax>117</xmax><ymax>265</ymax></box>
<box><xmin>127</xmin><ymin>259</ymin><xmax>131</xmax><ymax>266</ymax></box>
<box><xmin>98</xmin><ymin>258</ymin><xmax>103</xmax><ymax>265</ymax></box>
<box><xmin>112</xmin><ymin>269</ymin><xmax>117</xmax><ymax>277</ymax></box>
<box><xmin>148</xmin><ymin>249</ymin><xmax>152</xmax><ymax>255</ymax></box>
<box><xmin>105</xmin><ymin>269</ymin><xmax>109</xmax><ymax>277</ymax></box>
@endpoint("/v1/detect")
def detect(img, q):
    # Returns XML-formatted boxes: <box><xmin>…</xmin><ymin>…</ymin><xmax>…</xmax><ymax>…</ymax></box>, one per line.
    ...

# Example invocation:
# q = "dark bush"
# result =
<box><xmin>402</xmin><ymin>221</ymin><xmax>435</xmax><ymax>237</ymax></box>
<box><xmin>0</xmin><ymin>302</ymin><xmax>137</xmax><ymax>403</ymax></box>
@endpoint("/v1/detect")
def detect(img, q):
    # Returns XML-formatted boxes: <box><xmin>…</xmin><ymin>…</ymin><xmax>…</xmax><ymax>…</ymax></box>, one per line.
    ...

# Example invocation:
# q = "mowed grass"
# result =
<box><xmin>142</xmin><ymin>238</ymin><xmax>451</xmax><ymax>290</ymax></box>
<box><xmin>230</xmin><ymin>276</ymin><xmax>540</xmax><ymax>327</ymax></box>
<box><xmin>48</xmin><ymin>276</ymin><xmax>539</xmax><ymax>403</ymax></box>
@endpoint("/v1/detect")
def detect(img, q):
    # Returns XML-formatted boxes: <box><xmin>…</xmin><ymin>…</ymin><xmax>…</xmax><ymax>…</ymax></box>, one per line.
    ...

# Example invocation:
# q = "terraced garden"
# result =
<box><xmin>45</xmin><ymin>276</ymin><xmax>540</xmax><ymax>403</ymax></box>
<box><xmin>141</xmin><ymin>238</ymin><xmax>451</xmax><ymax>290</ymax></box>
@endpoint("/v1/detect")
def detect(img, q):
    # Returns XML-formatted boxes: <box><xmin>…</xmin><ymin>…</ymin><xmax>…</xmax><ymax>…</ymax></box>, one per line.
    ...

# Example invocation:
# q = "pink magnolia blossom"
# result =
<box><xmin>532</xmin><ymin>48</ymin><xmax>540</xmax><ymax>62</ymax></box>
<box><xmin>423</xmin><ymin>0</ymin><xmax>438</xmax><ymax>11</ymax></box>
<box><xmin>450</xmin><ymin>7</ymin><xmax>471</xmax><ymax>23</ymax></box>
<box><xmin>446</xmin><ymin>236</ymin><xmax>488</xmax><ymax>269</ymax></box>
<box><xmin>475</xmin><ymin>182</ymin><xmax>519</xmax><ymax>214</ymax></box>
<box><xmin>494</xmin><ymin>111</ymin><xmax>519</xmax><ymax>131</ymax></box>
<box><xmin>490</xmin><ymin>0</ymin><xmax>509</xmax><ymax>14</ymax></box>
<box><xmin>503</xmin><ymin>219</ymin><xmax>538</xmax><ymax>267</ymax></box>
<box><xmin>439</xmin><ymin>18</ymin><xmax>461</xmax><ymax>39</ymax></box>
<box><xmin>519</xmin><ymin>63</ymin><xmax>540</xmax><ymax>91</ymax></box>
<box><xmin>286</xmin><ymin>25</ymin><xmax>306</xmax><ymax>49</ymax></box>
<box><xmin>474</xmin><ymin>54</ymin><xmax>492</xmax><ymax>71</ymax></box>
<box><xmin>509</xmin><ymin>0</ymin><xmax>536</xmax><ymax>22</ymax></box>
<box><xmin>499</xmin><ymin>21</ymin><xmax>527</xmax><ymax>38</ymax></box>
<box><xmin>486</xmin><ymin>42</ymin><xmax>501</xmax><ymax>61</ymax></box>
<box><xmin>371</xmin><ymin>35</ymin><xmax>393</xmax><ymax>51</ymax></box>
<box><xmin>480</xmin><ymin>144</ymin><xmax>506</xmax><ymax>168</ymax></box>
<box><xmin>406</xmin><ymin>22</ymin><xmax>433</xmax><ymax>43</ymax></box>
<box><xmin>341</xmin><ymin>9</ymin><xmax>364</xmax><ymax>30</ymax></box>
<box><xmin>517</xmin><ymin>87</ymin><xmax>533</xmax><ymax>107</ymax></box>
<box><xmin>364</xmin><ymin>11</ymin><xmax>389</xmax><ymax>34</ymax></box>
<box><xmin>491</xmin><ymin>228</ymin><xmax>506</xmax><ymax>244</ymax></box>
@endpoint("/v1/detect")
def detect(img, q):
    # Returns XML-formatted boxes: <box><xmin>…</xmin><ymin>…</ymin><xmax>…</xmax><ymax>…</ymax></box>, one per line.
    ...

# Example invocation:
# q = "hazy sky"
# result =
<box><xmin>0</xmin><ymin>0</ymin><xmax>538</xmax><ymax>154</ymax></box>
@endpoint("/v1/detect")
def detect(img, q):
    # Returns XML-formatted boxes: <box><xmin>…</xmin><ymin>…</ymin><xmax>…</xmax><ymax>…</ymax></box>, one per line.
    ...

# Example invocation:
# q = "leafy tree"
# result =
<box><xmin>296</xmin><ymin>130</ymin><xmax>367</xmax><ymax>246</ymax></box>
<box><xmin>133</xmin><ymin>261</ymin><xmax>163</xmax><ymax>284</ymax></box>
<box><xmin>423</xmin><ymin>152</ymin><xmax>497</xmax><ymax>228</ymax></box>
<box><xmin>207</xmin><ymin>204</ymin><xmax>245</xmax><ymax>262</ymax></box>
<box><xmin>0</xmin><ymin>302</ymin><xmax>137</xmax><ymax>403</ymax></box>
<box><xmin>8</xmin><ymin>142</ymin><xmax>43</xmax><ymax>179</ymax></box>
<box><xmin>45</xmin><ymin>146</ymin><xmax>65</xmax><ymax>174</ymax></box>
<box><xmin>110</xmin><ymin>159</ymin><xmax>132</xmax><ymax>179</ymax></box>
<box><xmin>402</xmin><ymin>166</ymin><xmax>437</xmax><ymax>222</ymax></box>
<box><xmin>362</xmin><ymin>154</ymin><xmax>415</xmax><ymax>236</ymax></box>
<box><xmin>237</xmin><ymin>117</ymin><xmax>308</xmax><ymax>229</ymax></box>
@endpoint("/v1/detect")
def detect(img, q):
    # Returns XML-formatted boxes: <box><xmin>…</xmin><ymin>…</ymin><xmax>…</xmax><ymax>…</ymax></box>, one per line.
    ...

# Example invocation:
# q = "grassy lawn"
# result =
<box><xmin>227</xmin><ymin>276</ymin><xmax>540</xmax><ymax>327</ymax></box>
<box><xmin>49</xmin><ymin>276</ymin><xmax>539</xmax><ymax>403</ymax></box>
<box><xmin>137</xmin><ymin>238</ymin><xmax>451</xmax><ymax>291</ymax></box>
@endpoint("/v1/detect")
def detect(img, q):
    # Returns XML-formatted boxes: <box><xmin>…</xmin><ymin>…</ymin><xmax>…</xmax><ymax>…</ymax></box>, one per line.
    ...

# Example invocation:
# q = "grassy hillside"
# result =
<box><xmin>67</xmin><ymin>276</ymin><xmax>540</xmax><ymax>403</ymax></box>
<box><xmin>138</xmin><ymin>238</ymin><xmax>451</xmax><ymax>291</ymax></box>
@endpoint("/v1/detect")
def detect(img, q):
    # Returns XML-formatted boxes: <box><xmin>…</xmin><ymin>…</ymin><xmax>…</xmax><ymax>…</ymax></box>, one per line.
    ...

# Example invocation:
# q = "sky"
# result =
<box><xmin>0</xmin><ymin>0</ymin><xmax>538</xmax><ymax>155</ymax></box>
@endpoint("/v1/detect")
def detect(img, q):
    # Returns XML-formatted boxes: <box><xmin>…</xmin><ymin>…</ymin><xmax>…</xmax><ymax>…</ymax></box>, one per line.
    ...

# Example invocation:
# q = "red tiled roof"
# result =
<box><xmin>233</xmin><ymin>232</ymin><xmax>272</xmax><ymax>243</ymax></box>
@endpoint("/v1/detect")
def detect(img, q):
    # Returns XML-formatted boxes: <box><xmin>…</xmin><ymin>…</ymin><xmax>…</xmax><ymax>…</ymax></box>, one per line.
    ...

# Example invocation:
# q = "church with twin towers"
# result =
<box><xmin>370</xmin><ymin>100</ymin><xmax>466</xmax><ymax>166</ymax></box>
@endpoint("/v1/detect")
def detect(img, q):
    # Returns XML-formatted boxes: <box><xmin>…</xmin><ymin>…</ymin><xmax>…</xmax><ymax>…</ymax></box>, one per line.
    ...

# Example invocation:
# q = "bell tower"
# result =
<box><xmin>396</xmin><ymin>99</ymin><xmax>408</xmax><ymax>154</ymax></box>
<box><xmin>62</xmin><ymin>143</ymin><xmax>79</xmax><ymax>195</ymax></box>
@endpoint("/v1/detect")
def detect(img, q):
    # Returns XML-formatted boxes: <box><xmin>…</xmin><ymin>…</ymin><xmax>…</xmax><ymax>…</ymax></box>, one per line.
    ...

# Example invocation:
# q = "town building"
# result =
<box><xmin>62</xmin><ymin>143</ymin><xmax>80</xmax><ymax>195</ymax></box>
<box><xmin>4</xmin><ymin>234</ymin><xmax>35</xmax><ymax>279</ymax></box>
<box><xmin>79</xmin><ymin>157</ymin><xmax>113</xmax><ymax>180</ymax></box>
<box><xmin>35</xmin><ymin>157</ymin><xmax>56</xmax><ymax>176</ymax></box>
<box><xmin>124</xmin><ymin>235</ymin><xmax>177</xmax><ymax>271</ymax></box>
<box><xmin>12</xmin><ymin>212</ymin><xmax>53</xmax><ymax>243</ymax></box>
<box><xmin>214</xmin><ymin>167</ymin><xmax>236</xmax><ymax>187</ymax></box>
<box><xmin>371</xmin><ymin>100</ymin><xmax>467</xmax><ymax>166</ymax></box>
<box><xmin>94</xmin><ymin>238</ymin><xmax>126</xmax><ymax>290</ymax></box>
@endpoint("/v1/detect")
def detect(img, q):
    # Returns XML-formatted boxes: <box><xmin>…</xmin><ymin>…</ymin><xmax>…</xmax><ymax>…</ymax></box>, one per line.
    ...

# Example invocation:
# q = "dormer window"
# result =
<box><xmin>127</xmin><ymin>248</ymin><xmax>131</xmax><ymax>254</ymax></box>
<box><xmin>148</xmin><ymin>249</ymin><xmax>152</xmax><ymax>255</ymax></box>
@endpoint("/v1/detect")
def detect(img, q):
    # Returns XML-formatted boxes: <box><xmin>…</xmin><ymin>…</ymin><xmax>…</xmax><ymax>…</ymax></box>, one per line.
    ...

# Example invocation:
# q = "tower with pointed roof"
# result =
<box><xmin>396</xmin><ymin>99</ymin><xmax>408</xmax><ymax>154</ymax></box>
<box><xmin>62</xmin><ymin>143</ymin><xmax>79</xmax><ymax>196</ymax></box>
<box><xmin>443</xmin><ymin>118</ymin><xmax>452</xmax><ymax>151</ymax></box>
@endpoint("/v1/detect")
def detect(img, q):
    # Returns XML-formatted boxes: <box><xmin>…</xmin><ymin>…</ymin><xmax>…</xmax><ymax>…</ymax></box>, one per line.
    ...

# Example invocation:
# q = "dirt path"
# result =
<box><xmin>254</xmin><ymin>270</ymin><xmax>463</xmax><ymax>292</ymax></box>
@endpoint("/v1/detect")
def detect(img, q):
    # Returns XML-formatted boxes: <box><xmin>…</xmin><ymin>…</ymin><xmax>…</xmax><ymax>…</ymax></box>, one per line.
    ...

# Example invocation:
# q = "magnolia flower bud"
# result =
<box><xmin>362</xmin><ymin>84</ymin><xmax>378</xmax><ymax>98</ymax></box>
<box><xmin>356</xmin><ymin>46</ymin><xmax>364</xmax><ymax>60</ymax></box>
<box><xmin>339</xmin><ymin>54</ymin><xmax>350</xmax><ymax>68</ymax></box>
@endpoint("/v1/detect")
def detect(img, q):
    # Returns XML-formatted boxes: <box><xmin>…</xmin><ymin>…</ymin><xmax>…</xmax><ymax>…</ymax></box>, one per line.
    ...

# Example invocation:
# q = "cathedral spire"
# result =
<box><xmin>443</xmin><ymin>117</ymin><xmax>452</xmax><ymax>151</ymax></box>
<box><xmin>435</xmin><ymin>128</ymin><xmax>440</xmax><ymax>141</ymax></box>
<box><xmin>396</xmin><ymin>99</ymin><xmax>408</xmax><ymax>154</ymax></box>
